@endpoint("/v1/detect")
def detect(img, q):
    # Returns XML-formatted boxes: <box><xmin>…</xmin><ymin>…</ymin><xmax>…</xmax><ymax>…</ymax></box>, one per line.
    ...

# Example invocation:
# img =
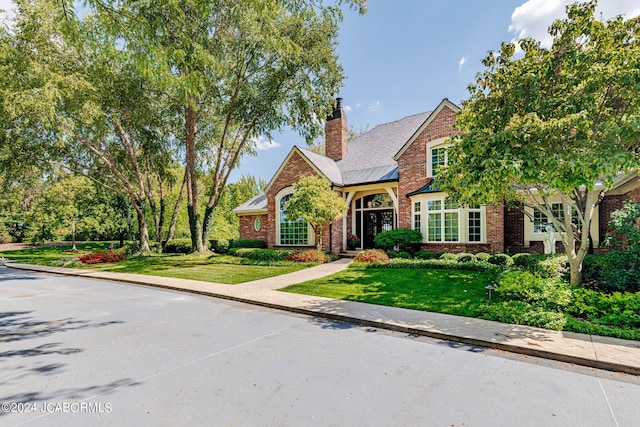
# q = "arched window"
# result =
<box><xmin>276</xmin><ymin>189</ymin><xmax>313</xmax><ymax>246</ymax></box>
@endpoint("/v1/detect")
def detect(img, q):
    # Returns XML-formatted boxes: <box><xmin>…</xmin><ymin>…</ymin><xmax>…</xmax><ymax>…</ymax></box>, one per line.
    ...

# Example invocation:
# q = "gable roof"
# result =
<box><xmin>393</xmin><ymin>99</ymin><xmax>460</xmax><ymax>160</ymax></box>
<box><xmin>231</xmin><ymin>192</ymin><xmax>267</xmax><ymax>214</ymax></box>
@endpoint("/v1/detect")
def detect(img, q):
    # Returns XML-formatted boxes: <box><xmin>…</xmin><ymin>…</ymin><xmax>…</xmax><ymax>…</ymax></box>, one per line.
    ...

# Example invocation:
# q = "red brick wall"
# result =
<box><xmin>505</xmin><ymin>204</ymin><xmax>525</xmax><ymax>253</ymax></box>
<box><xmin>265</xmin><ymin>150</ymin><xmax>344</xmax><ymax>253</ymax></box>
<box><xmin>325</xmin><ymin>114</ymin><xmax>348</xmax><ymax>161</ymax></box>
<box><xmin>396</xmin><ymin>106</ymin><xmax>462</xmax><ymax>229</ymax></box>
<box><xmin>238</xmin><ymin>214</ymin><xmax>268</xmax><ymax>241</ymax></box>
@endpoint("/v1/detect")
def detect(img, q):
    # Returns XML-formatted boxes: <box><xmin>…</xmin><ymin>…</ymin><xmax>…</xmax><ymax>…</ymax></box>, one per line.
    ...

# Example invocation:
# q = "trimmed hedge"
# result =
<box><xmin>354</xmin><ymin>258</ymin><xmax>502</xmax><ymax>274</ymax></box>
<box><xmin>234</xmin><ymin>248</ymin><xmax>293</xmax><ymax>262</ymax></box>
<box><xmin>163</xmin><ymin>239</ymin><xmax>192</xmax><ymax>254</ymax></box>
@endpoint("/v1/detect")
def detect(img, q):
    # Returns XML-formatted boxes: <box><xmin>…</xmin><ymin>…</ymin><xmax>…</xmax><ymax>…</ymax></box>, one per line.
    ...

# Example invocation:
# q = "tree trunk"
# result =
<box><xmin>568</xmin><ymin>257</ymin><xmax>583</xmax><ymax>287</ymax></box>
<box><xmin>71</xmin><ymin>218</ymin><xmax>77</xmax><ymax>252</ymax></box>
<box><xmin>164</xmin><ymin>170</ymin><xmax>187</xmax><ymax>246</ymax></box>
<box><xmin>201</xmin><ymin>205</ymin><xmax>214</xmax><ymax>250</ymax></box>
<box><xmin>133</xmin><ymin>198</ymin><xmax>151</xmax><ymax>252</ymax></box>
<box><xmin>185</xmin><ymin>104</ymin><xmax>205</xmax><ymax>253</ymax></box>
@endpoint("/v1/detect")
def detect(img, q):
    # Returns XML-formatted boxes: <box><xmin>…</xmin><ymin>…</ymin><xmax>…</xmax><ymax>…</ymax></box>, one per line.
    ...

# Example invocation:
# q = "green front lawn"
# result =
<box><xmin>281</xmin><ymin>265</ymin><xmax>640</xmax><ymax>340</ymax></box>
<box><xmin>282</xmin><ymin>267</ymin><xmax>495</xmax><ymax>317</ymax></box>
<box><xmin>1</xmin><ymin>242</ymin><xmax>307</xmax><ymax>284</ymax></box>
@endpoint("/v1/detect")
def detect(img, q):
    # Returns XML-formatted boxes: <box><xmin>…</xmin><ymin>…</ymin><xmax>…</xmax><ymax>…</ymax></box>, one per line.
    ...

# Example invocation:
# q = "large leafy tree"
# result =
<box><xmin>84</xmin><ymin>0</ymin><xmax>363</xmax><ymax>252</ymax></box>
<box><xmin>285</xmin><ymin>175</ymin><xmax>347</xmax><ymax>250</ymax></box>
<box><xmin>441</xmin><ymin>0</ymin><xmax>640</xmax><ymax>286</ymax></box>
<box><xmin>1</xmin><ymin>0</ymin><xmax>179</xmax><ymax>252</ymax></box>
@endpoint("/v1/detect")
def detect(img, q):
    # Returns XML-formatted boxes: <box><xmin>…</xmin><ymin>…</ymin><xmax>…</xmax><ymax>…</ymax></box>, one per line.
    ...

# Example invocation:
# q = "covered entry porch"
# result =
<box><xmin>342</xmin><ymin>184</ymin><xmax>399</xmax><ymax>250</ymax></box>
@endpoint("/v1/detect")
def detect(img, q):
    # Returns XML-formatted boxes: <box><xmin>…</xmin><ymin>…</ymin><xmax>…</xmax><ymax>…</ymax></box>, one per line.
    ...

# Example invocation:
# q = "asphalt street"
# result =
<box><xmin>2</xmin><ymin>266</ymin><xmax>640</xmax><ymax>426</ymax></box>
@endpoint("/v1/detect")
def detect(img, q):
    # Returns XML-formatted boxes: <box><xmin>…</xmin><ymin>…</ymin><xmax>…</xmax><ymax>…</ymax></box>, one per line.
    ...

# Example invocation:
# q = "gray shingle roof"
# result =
<box><xmin>297</xmin><ymin>147</ymin><xmax>343</xmax><ymax>185</ymax></box>
<box><xmin>337</xmin><ymin>111</ymin><xmax>432</xmax><ymax>172</ymax></box>
<box><xmin>231</xmin><ymin>192</ymin><xmax>267</xmax><ymax>213</ymax></box>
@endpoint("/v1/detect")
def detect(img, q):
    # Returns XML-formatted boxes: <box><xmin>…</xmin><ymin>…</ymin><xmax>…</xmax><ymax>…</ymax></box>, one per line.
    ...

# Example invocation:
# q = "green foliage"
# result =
<box><xmin>235</xmin><ymin>248</ymin><xmax>293</xmax><ymax>262</ymax></box>
<box><xmin>488</xmin><ymin>254</ymin><xmax>513</xmax><ymax>266</ymax></box>
<box><xmin>211</xmin><ymin>239</ymin><xmax>231</xmax><ymax>253</ymax></box>
<box><xmin>232</xmin><ymin>239</ymin><xmax>267</xmax><ymax>249</ymax></box>
<box><xmin>497</xmin><ymin>271</ymin><xmax>572</xmax><ymax>310</ymax></box>
<box><xmin>363</xmin><ymin>258</ymin><xmax>502</xmax><ymax>274</ymax></box>
<box><xmin>607</xmin><ymin>200</ymin><xmax>640</xmax><ymax>248</ymax></box>
<box><xmin>483</xmin><ymin>301</ymin><xmax>567</xmax><ymax>331</ymax></box>
<box><xmin>414</xmin><ymin>251</ymin><xmax>437</xmax><ymax>260</ymax></box>
<box><xmin>386</xmin><ymin>251</ymin><xmax>412</xmax><ymax>259</ymax></box>
<box><xmin>285</xmin><ymin>176</ymin><xmax>347</xmax><ymax>249</ymax></box>
<box><xmin>592</xmin><ymin>247</ymin><xmax>640</xmax><ymax>292</ymax></box>
<box><xmin>568</xmin><ymin>288</ymin><xmax>640</xmax><ymax>329</ymax></box>
<box><xmin>374</xmin><ymin>228</ymin><xmax>422</xmax><ymax>252</ymax></box>
<box><xmin>475</xmin><ymin>252</ymin><xmax>491</xmax><ymax>262</ymax></box>
<box><xmin>163</xmin><ymin>239</ymin><xmax>193</xmax><ymax>254</ymax></box>
<box><xmin>456</xmin><ymin>253</ymin><xmax>476</xmax><ymax>263</ymax></box>
<box><xmin>440</xmin><ymin>1</ymin><xmax>640</xmax><ymax>285</ymax></box>
<box><xmin>353</xmin><ymin>249</ymin><xmax>389</xmax><ymax>263</ymax></box>
<box><xmin>511</xmin><ymin>253</ymin><xmax>535</xmax><ymax>268</ymax></box>
<box><xmin>439</xmin><ymin>253</ymin><xmax>458</xmax><ymax>261</ymax></box>
<box><xmin>0</xmin><ymin>222</ymin><xmax>11</xmax><ymax>244</ymax></box>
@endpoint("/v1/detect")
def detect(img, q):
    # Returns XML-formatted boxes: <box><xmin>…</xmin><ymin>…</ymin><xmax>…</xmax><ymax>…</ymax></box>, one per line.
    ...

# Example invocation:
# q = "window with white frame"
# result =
<box><xmin>533</xmin><ymin>203</ymin><xmax>581</xmax><ymax>233</ymax></box>
<box><xmin>278</xmin><ymin>193</ymin><xmax>310</xmax><ymax>245</ymax></box>
<box><xmin>415</xmin><ymin>196</ymin><xmax>483</xmax><ymax>243</ymax></box>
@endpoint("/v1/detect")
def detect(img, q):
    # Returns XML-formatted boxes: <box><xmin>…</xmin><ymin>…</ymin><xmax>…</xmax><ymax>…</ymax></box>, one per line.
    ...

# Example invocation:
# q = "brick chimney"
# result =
<box><xmin>325</xmin><ymin>97</ymin><xmax>348</xmax><ymax>161</ymax></box>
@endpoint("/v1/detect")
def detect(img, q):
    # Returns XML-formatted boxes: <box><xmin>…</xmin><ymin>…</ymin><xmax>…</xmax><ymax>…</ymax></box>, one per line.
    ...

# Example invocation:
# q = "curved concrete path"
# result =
<box><xmin>3</xmin><ymin>259</ymin><xmax>640</xmax><ymax>376</ymax></box>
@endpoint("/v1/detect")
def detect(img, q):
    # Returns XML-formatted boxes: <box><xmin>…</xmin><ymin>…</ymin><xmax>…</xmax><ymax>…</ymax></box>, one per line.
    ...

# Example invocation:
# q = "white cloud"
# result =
<box><xmin>368</xmin><ymin>101</ymin><xmax>382</xmax><ymax>113</ymax></box>
<box><xmin>509</xmin><ymin>0</ymin><xmax>640</xmax><ymax>50</ymax></box>
<box><xmin>0</xmin><ymin>0</ymin><xmax>15</xmax><ymax>23</ymax></box>
<box><xmin>252</xmin><ymin>136</ymin><xmax>281</xmax><ymax>151</ymax></box>
<box><xmin>458</xmin><ymin>56</ymin><xmax>468</xmax><ymax>70</ymax></box>
<box><xmin>343</xmin><ymin>105</ymin><xmax>352</xmax><ymax>113</ymax></box>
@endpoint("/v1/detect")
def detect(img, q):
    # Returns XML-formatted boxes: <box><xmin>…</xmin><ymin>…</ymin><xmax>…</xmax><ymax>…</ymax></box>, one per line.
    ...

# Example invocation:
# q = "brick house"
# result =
<box><xmin>233</xmin><ymin>98</ymin><xmax>640</xmax><ymax>254</ymax></box>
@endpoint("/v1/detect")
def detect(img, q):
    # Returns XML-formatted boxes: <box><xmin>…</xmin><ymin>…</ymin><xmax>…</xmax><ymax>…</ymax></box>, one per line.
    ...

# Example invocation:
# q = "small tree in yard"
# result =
<box><xmin>440</xmin><ymin>1</ymin><xmax>640</xmax><ymax>286</ymax></box>
<box><xmin>285</xmin><ymin>176</ymin><xmax>347</xmax><ymax>251</ymax></box>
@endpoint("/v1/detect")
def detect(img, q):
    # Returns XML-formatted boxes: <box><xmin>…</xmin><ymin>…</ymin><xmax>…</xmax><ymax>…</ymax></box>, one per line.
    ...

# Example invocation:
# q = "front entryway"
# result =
<box><xmin>363</xmin><ymin>209</ymin><xmax>394</xmax><ymax>248</ymax></box>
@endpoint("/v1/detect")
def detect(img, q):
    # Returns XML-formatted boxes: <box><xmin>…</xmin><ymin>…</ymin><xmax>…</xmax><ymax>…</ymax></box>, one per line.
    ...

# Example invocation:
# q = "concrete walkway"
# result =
<box><xmin>4</xmin><ymin>259</ymin><xmax>640</xmax><ymax>376</ymax></box>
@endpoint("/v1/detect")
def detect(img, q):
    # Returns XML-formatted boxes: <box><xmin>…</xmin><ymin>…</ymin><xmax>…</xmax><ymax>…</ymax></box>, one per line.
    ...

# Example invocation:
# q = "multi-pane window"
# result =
<box><xmin>534</xmin><ymin>203</ymin><xmax>582</xmax><ymax>233</ymax></box>
<box><xmin>427</xmin><ymin>198</ymin><xmax>459</xmax><ymax>242</ymax></box>
<box><xmin>431</xmin><ymin>147</ymin><xmax>447</xmax><ymax>176</ymax></box>
<box><xmin>279</xmin><ymin>194</ymin><xmax>308</xmax><ymax>245</ymax></box>
<box><xmin>468</xmin><ymin>204</ymin><xmax>482</xmax><ymax>242</ymax></box>
<box><xmin>413</xmin><ymin>202</ymin><xmax>421</xmax><ymax>231</ymax></box>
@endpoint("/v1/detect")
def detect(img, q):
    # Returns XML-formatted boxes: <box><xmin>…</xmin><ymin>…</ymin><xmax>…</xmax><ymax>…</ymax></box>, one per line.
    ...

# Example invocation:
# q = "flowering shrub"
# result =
<box><xmin>285</xmin><ymin>249</ymin><xmax>331</xmax><ymax>264</ymax></box>
<box><xmin>78</xmin><ymin>252</ymin><xmax>125</xmax><ymax>264</ymax></box>
<box><xmin>354</xmin><ymin>249</ymin><xmax>389</xmax><ymax>263</ymax></box>
<box><xmin>347</xmin><ymin>233</ymin><xmax>361</xmax><ymax>249</ymax></box>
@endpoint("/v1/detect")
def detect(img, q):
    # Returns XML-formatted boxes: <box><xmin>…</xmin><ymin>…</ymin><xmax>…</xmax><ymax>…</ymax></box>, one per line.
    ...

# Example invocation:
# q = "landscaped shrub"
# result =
<box><xmin>354</xmin><ymin>249</ymin><xmax>389</xmax><ymax>263</ymax></box>
<box><xmin>78</xmin><ymin>251</ymin><xmax>125</xmax><ymax>264</ymax></box>
<box><xmin>286</xmin><ymin>249</ymin><xmax>332</xmax><ymax>263</ymax></box>
<box><xmin>386</xmin><ymin>251</ymin><xmax>412</xmax><ymax>259</ymax></box>
<box><xmin>210</xmin><ymin>239</ymin><xmax>231</xmax><ymax>253</ymax></box>
<box><xmin>456</xmin><ymin>253</ymin><xmax>476</xmax><ymax>263</ymax></box>
<box><xmin>163</xmin><ymin>239</ymin><xmax>192</xmax><ymax>254</ymax></box>
<box><xmin>488</xmin><ymin>253</ymin><xmax>513</xmax><ymax>266</ymax></box>
<box><xmin>363</xmin><ymin>258</ymin><xmax>503</xmax><ymax>274</ymax></box>
<box><xmin>235</xmin><ymin>248</ymin><xmax>292</xmax><ymax>262</ymax></box>
<box><xmin>475</xmin><ymin>252</ymin><xmax>491</xmax><ymax>262</ymax></box>
<box><xmin>414</xmin><ymin>251</ymin><xmax>437</xmax><ymax>260</ymax></box>
<box><xmin>374</xmin><ymin>228</ymin><xmax>422</xmax><ymax>252</ymax></box>
<box><xmin>534</xmin><ymin>255</ymin><xmax>568</xmax><ymax>279</ymax></box>
<box><xmin>497</xmin><ymin>270</ymin><xmax>572</xmax><ymax>310</ymax></box>
<box><xmin>0</xmin><ymin>222</ymin><xmax>11</xmax><ymax>244</ymax></box>
<box><xmin>594</xmin><ymin>246</ymin><xmax>640</xmax><ymax>292</ymax></box>
<box><xmin>568</xmin><ymin>287</ymin><xmax>640</xmax><ymax>329</ymax></box>
<box><xmin>231</xmin><ymin>239</ymin><xmax>267</xmax><ymax>249</ymax></box>
<box><xmin>439</xmin><ymin>253</ymin><xmax>458</xmax><ymax>261</ymax></box>
<box><xmin>511</xmin><ymin>253</ymin><xmax>536</xmax><ymax>269</ymax></box>
<box><xmin>483</xmin><ymin>301</ymin><xmax>567</xmax><ymax>330</ymax></box>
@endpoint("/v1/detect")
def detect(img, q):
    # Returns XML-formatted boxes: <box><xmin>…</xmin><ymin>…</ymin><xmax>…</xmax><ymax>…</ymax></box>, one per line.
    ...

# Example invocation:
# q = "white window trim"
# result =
<box><xmin>524</xmin><ymin>199</ymin><xmax>600</xmax><ymax>248</ymax></box>
<box><xmin>426</xmin><ymin>137</ymin><xmax>452</xmax><ymax>177</ymax></box>
<box><xmin>275</xmin><ymin>187</ymin><xmax>315</xmax><ymax>246</ymax></box>
<box><xmin>411</xmin><ymin>193</ymin><xmax>486</xmax><ymax>243</ymax></box>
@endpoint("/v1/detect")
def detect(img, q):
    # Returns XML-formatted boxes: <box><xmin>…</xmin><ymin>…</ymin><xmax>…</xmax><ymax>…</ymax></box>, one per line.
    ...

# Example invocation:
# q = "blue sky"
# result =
<box><xmin>231</xmin><ymin>0</ymin><xmax>640</xmax><ymax>183</ymax></box>
<box><xmin>1</xmin><ymin>0</ymin><xmax>639</xmax><ymax>184</ymax></box>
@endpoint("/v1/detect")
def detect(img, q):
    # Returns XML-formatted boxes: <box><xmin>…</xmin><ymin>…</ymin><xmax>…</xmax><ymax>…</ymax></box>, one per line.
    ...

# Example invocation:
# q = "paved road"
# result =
<box><xmin>1</xmin><ymin>267</ymin><xmax>640</xmax><ymax>426</ymax></box>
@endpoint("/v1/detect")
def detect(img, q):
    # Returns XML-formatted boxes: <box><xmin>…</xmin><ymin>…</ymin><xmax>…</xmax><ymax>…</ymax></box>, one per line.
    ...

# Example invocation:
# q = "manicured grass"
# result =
<box><xmin>281</xmin><ymin>266</ymin><xmax>495</xmax><ymax>317</ymax></box>
<box><xmin>1</xmin><ymin>242</ymin><xmax>307</xmax><ymax>284</ymax></box>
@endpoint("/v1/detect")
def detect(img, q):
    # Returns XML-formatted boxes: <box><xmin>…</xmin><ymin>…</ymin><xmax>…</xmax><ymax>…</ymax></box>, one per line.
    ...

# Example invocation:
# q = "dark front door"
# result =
<box><xmin>363</xmin><ymin>209</ymin><xmax>394</xmax><ymax>248</ymax></box>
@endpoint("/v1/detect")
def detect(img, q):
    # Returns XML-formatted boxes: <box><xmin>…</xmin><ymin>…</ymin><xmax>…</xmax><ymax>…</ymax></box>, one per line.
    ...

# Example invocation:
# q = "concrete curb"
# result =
<box><xmin>4</xmin><ymin>261</ymin><xmax>640</xmax><ymax>376</ymax></box>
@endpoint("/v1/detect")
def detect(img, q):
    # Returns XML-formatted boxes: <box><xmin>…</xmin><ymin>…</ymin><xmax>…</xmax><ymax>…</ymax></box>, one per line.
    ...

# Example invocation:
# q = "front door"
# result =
<box><xmin>363</xmin><ymin>209</ymin><xmax>394</xmax><ymax>248</ymax></box>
